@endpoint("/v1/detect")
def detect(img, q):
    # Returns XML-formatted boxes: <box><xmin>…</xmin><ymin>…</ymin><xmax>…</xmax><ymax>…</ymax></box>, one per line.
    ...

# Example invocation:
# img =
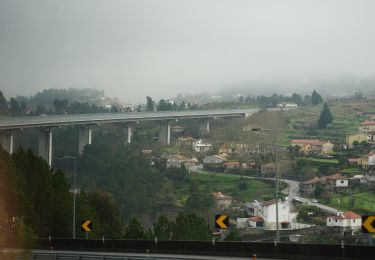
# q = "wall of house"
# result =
<box><xmin>335</xmin><ymin>180</ymin><xmax>348</xmax><ymax>187</ymax></box>
<box><xmin>263</xmin><ymin>202</ymin><xmax>290</xmax><ymax>227</ymax></box>
<box><xmin>368</xmin><ymin>155</ymin><xmax>375</xmax><ymax>166</ymax></box>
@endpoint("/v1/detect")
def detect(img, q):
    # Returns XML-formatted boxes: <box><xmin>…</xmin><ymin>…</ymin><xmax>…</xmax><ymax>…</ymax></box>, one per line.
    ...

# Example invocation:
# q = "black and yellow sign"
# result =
<box><xmin>81</xmin><ymin>220</ymin><xmax>93</xmax><ymax>232</ymax></box>
<box><xmin>215</xmin><ymin>215</ymin><xmax>229</xmax><ymax>229</ymax></box>
<box><xmin>362</xmin><ymin>216</ymin><xmax>375</xmax><ymax>233</ymax></box>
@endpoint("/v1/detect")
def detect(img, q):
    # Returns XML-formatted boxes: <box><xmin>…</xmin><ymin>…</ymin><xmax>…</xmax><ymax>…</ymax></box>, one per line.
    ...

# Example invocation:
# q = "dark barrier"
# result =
<box><xmin>37</xmin><ymin>238</ymin><xmax>374</xmax><ymax>260</ymax></box>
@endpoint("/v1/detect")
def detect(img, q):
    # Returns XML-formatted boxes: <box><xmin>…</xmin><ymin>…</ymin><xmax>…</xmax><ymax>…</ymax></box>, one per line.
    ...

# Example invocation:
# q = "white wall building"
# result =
<box><xmin>327</xmin><ymin>211</ymin><xmax>362</xmax><ymax>232</ymax></box>
<box><xmin>193</xmin><ymin>139</ymin><xmax>212</xmax><ymax>153</ymax></box>
<box><xmin>246</xmin><ymin>199</ymin><xmax>296</xmax><ymax>230</ymax></box>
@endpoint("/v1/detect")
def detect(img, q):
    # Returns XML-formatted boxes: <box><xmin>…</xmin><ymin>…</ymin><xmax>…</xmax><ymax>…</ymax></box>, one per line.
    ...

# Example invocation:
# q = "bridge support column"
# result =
<box><xmin>0</xmin><ymin>130</ymin><xmax>14</xmax><ymax>154</ymax></box>
<box><xmin>205</xmin><ymin>121</ymin><xmax>210</xmax><ymax>132</ymax></box>
<box><xmin>38</xmin><ymin>128</ymin><xmax>53</xmax><ymax>166</ymax></box>
<box><xmin>159</xmin><ymin>122</ymin><xmax>171</xmax><ymax>146</ymax></box>
<box><xmin>127</xmin><ymin>126</ymin><xmax>132</xmax><ymax>144</ymax></box>
<box><xmin>78</xmin><ymin>127</ymin><xmax>92</xmax><ymax>155</ymax></box>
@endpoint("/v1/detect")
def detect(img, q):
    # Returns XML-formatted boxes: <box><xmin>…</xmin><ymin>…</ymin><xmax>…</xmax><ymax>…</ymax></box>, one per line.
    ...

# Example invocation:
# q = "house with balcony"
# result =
<box><xmin>326</xmin><ymin>173</ymin><xmax>349</xmax><ymax>189</ymax></box>
<box><xmin>193</xmin><ymin>139</ymin><xmax>212</xmax><ymax>153</ymax></box>
<box><xmin>360</xmin><ymin>120</ymin><xmax>375</xmax><ymax>133</ymax></box>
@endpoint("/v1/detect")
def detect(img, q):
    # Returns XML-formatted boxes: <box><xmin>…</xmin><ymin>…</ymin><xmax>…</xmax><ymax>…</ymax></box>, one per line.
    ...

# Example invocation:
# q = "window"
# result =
<box><xmin>341</xmin><ymin>180</ymin><xmax>344</xmax><ymax>184</ymax></box>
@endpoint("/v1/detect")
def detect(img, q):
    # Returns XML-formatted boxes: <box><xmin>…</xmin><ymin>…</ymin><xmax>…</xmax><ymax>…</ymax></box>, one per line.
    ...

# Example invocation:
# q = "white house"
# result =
<box><xmin>327</xmin><ymin>211</ymin><xmax>362</xmax><ymax>233</ymax></box>
<box><xmin>193</xmin><ymin>139</ymin><xmax>212</xmax><ymax>153</ymax></box>
<box><xmin>326</xmin><ymin>173</ymin><xmax>349</xmax><ymax>188</ymax></box>
<box><xmin>245</xmin><ymin>199</ymin><xmax>296</xmax><ymax>230</ymax></box>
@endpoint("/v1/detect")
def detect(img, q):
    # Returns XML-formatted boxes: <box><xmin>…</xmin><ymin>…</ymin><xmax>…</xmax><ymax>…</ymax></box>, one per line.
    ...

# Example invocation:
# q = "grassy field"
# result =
<box><xmin>174</xmin><ymin>171</ymin><xmax>275</xmax><ymax>203</ymax></box>
<box><xmin>298</xmin><ymin>157</ymin><xmax>339</xmax><ymax>165</ymax></box>
<box><xmin>283</xmin><ymin>100</ymin><xmax>375</xmax><ymax>143</ymax></box>
<box><xmin>328</xmin><ymin>192</ymin><xmax>375</xmax><ymax>214</ymax></box>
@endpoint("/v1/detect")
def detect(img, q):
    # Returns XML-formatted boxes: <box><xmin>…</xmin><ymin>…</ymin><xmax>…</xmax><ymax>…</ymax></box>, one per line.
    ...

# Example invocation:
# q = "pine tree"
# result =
<box><xmin>0</xmin><ymin>91</ymin><xmax>8</xmax><ymax>112</ymax></box>
<box><xmin>311</xmin><ymin>90</ymin><xmax>323</xmax><ymax>106</ymax></box>
<box><xmin>318</xmin><ymin>102</ymin><xmax>333</xmax><ymax>129</ymax></box>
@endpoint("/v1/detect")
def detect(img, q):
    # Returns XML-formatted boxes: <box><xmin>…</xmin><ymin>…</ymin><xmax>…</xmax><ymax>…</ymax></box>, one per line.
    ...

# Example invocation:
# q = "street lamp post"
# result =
<box><xmin>251</xmin><ymin>128</ymin><xmax>280</xmax><ymax>243</ymax></box>
<box><xmin>58</xmin><ymin>155</ymin><xmax>77</xmax><ymax>239</ymax></box>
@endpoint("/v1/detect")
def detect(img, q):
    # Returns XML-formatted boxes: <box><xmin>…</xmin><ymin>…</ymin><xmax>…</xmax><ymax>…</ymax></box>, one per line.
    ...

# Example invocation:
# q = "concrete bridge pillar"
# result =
<box><xmin>0</xmin><ymin>130</ymin><xmax>14</xmax><ymax>154</ymax></box>
<box><xmin>78</xmin><ymin>126</ymin><xmax>92</xmax><ymax>155</ymax></box>
<box><xmin>159</xmin><ymin>122</ymin><xmax>171</xmax><ymax>146</ymax></box>
<box><xmin>38</xmin><ymin>128</ymin><xmax>53</xmax><ymax>166</ymax></box>
<box><xmin>127</xmin><ymin>126</ymin><xmax>132</xmax><ymax>144</ymax></box>
<box><xmin>205</xmin><ymin>121</ymin><xmax>210</xmax><ymax>132</ymax></box>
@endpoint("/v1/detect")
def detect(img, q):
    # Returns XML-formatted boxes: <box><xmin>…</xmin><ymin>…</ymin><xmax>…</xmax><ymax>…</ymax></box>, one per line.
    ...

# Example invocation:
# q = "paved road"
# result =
<box><xmin>190</xmin><ymin>167</ymin><xmax>338</xmax><ymax>214</ymax></box>
<box><xmin>31</xmin><ymin>250</ymin><xmax>284</xmax><ymax>260</ymax></box>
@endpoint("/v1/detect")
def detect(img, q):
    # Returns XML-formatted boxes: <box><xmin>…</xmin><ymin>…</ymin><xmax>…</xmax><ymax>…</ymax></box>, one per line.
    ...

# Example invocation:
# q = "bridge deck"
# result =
<box><xmin>0</xmin><ymin>109</ymin><xmax>258</xmax><ymax>130</ymax></box>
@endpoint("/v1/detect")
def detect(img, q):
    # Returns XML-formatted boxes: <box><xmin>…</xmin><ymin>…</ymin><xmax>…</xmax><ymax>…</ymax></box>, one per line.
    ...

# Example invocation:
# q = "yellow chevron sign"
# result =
<box><xmin>81</xmin><ymin>220</ymin><xmax>93</xmax><ymax>232</ymax></box>
<box><xmin>215</xmin><ymin>215</ymin><xmax>229</xmax><ymax>229</ymax></box>
<box><xmin>362</xmin><ymin>216</ymin><xmax>375</xmax><ymax>233</ymax></box>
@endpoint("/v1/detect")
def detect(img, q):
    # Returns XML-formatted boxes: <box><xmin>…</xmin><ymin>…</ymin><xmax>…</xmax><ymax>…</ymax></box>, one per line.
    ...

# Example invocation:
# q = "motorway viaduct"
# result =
<box><xmin>0</xmin><ymin>109</ymin><xmax>258</xmax><ymax>165</ymax></box>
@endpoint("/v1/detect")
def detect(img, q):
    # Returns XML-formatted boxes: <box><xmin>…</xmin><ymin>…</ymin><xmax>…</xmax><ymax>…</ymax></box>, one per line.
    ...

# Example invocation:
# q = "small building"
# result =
<box><xmin>358</xmin><ymin>152</ymin><xmax>375</xmax><ymax>170</ymax></box>
<box><xmin>176</xmin><ymin>136</ymin><xmax>196</xmax><ymax>147</ymax></box>
<box><xmin>203</xmin><ymin>155</ymin><xmax>225</xmax><ymax>165</ymax></box>
<box><xmin>193</xmin><ymin>139</ymin><xmax>212</xmax><ymax>153</ymax></box>
<box><xmin>166</xmin><ymin>154</ymin><xmax>187</xmax><ymax>168</ymax></box>
<box><xmin>223</xmin><ymin>161</ymin><xmax>241</xmax><ymax>171</ymax></box>
<box><xmin>360</xmin><ymin>120</ymin><xmax>375</xmax><ymax>133</ymax></box>
<box><xmin>278</xmin><ymin>102</ymin><xmax>298</xmax><ymax>109</ymax></box>
<box><xmin>218</xmin><ymin>143</ymin><xmax>233</xmax><ymax>158</ymax></box>
<box><xmin>171</xmin><ymin>125</ymin><xmax>185</xmax><ymax>135</ymax></box>
<box><xmin>212</xmin><ymin>192</ymin><xmax>233</xmax><ymax>209</ymax></box>
<box><xmin>248</xmin><ymin>216</ymin><xmax>264</xmax><ymax>228</ymax></box>
<box><xmin>290</xmin><ymin>140</ymin><xmax>334</xmax><ymax>155</ymax></box>
<box><xmin>326</xmin><ymin>173</ymin><xmax>349</xmax><ymax>189</ymax></box>
<box><xmin>348</xmin><ymin>158</ymin><xmax>359</xmax><ymax>165</ymax></box>
<box><xmin>362</xmin><ymin>171</ymin><xmax>375</xmax><ymax>187</ymax></box>
<box><xmin>327</xmin><ymin>211</ymin><xmax>362</xmax><ymax>233</ymax></box>
<box><xmin>261</xmin><ymin>162</ymin><xmax>276</xmax><ymax>175</ymax></box>
<box><xmin>300</xmin><ymin>177</ymin><xmax>322</xmax><ymax>195</ymax></box>
<box><xmin>245</xmin><ymin>199</ymin><xmax>295</xmax><ymax>230</ymax></box>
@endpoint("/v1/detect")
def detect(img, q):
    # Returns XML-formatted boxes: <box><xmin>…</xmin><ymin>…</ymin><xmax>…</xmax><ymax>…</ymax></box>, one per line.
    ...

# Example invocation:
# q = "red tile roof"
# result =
<box><xmin>249</xmin><ymin>216</ymin><xmax>264</xmax><ymax>221</ymax></box>
<box><xmin>343</xmin><ymin>211</ymin><xmax>361</xmax><ymax>219</ymax></box>
<box><xmin>302</xmin><ymin>177</ymin><xmax>321</xmax><ymax>185</ymax></box>
<box><xmin>361</xmin><ymin>120</ymin><xmax>375</xmax><ymax>125</ymax></box>
<box><xmin>327</xmin><ymin>173</ymin><xmax>348</xmax><ymax>180</ymax></box>
<box><xmin>328</xmin><ymin>211</ymin><xmax>361</xmax><ymax>220</ymax></box>
<box><xmin>223</xmin><ymin>162</ymin><xmax>241</xmax><ymax>166</ymax></box>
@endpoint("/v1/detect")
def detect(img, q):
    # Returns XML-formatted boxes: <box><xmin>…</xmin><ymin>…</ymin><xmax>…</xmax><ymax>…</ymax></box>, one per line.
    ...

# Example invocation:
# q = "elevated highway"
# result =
<box><xmin>0</xmin><ymin>109</ymin><xmax>258</xmax><ymax>165</ymax></box>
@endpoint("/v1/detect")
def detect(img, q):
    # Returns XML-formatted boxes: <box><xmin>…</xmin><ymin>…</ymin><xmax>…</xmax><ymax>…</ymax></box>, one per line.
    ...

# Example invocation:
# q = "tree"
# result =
<box><xmin>238</xmin><ymin>95</ymin><xmax>244</xmax><ymax>103</ymax></box>
<box><xmin>303</xmin><ymin>95</ymin><xmax>311</xmax><ymax>106</ymax></box>
<box><xmin>124</xmin><ymin>217</ymin><xmax>146</xmax><ymax>239</ymax></box>
<box><xmin>153</xmin><ymin>215</ymin><xmax>173</xmax><ymax>240</ymax></box>
<box><xmin>311</xmin><ymin>90</ymin><xmax>323</xmax><ymax>106</ymax></box>
<box><xmin>87</xmin><ymin>189</ymin><xmax>124</xmax><ymax>238</ymax></box>
<box><xmin>9</xmin><ymin>97</ymin><xmax>19</xmax><ymax>116</ymax></box>
<box><xmin>0</xmin><ymin>91</ymin><xmax>8</xmax><ymax>113</ymax></box>
<box><xmin>172</xmin><ymin>212</ymin><xmax>212</xmax><ymax>240</ymax></box>
<box><xmin>318</xmin><ymin>102</ymin><xmax>333</xmax><ymax>129</ymax></box>
<box><xmin>146</xmin><ymin>96</ymin><xmax>154</xmax><ymax>111</ymax></box>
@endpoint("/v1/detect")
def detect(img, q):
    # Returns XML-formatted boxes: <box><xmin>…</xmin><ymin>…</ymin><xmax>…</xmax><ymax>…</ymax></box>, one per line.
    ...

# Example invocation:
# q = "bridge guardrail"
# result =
<box><xmin>34</xmin><ymin>238</ymin><xmax>374</xmax><ymax>260</ymax></box>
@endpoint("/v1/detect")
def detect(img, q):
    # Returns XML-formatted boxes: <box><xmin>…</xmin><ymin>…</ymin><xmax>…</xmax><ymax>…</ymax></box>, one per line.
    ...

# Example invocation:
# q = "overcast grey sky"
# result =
<box><xmin>1</xmin><ymin>0</ymin><xmax>375</xmax><ymax>103</ymax></box>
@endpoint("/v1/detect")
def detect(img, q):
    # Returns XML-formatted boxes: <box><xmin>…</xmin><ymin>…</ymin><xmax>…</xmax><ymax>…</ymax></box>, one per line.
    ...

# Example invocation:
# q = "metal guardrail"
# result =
<box><xmin>32</xmin><ymin>252</ymin><xmax>210</xmax><ymax>260</ymax></box>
